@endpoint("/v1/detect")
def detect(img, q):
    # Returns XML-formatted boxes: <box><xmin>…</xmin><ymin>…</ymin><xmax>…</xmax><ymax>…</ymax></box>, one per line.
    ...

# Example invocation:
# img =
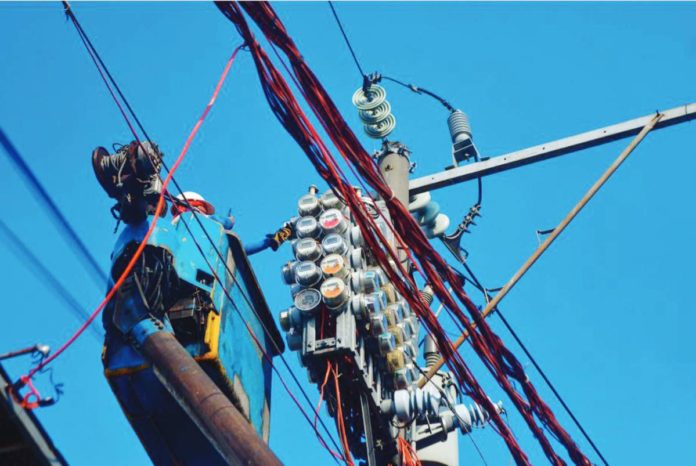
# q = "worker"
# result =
<box><xmin>92</xmin><ymin>141</ymin><xmax>293</xmax><ymax>255</ymax></box>
<box><xmin>170</xmin><ymin>191</ymin><xmax>294</xmax><ymax>255</ymax></box>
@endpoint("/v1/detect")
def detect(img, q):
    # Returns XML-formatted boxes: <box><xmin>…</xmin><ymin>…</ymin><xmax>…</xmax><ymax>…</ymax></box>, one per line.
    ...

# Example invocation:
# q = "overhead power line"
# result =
<box><xmin>494</xmin><ymin>307</ymin><xmax>609</xmax><ymax>466</ymax></box>
<box><xmin>327</xmin><ymin>2</ymin><xmax>455</xmax><ymax>112</ymax></box>
<box><xmin>59</xmin><ymin>3</ymin><xmax>345</xmax><ymax>458</ymax></box>
<box><xmin>0</xmin><ymin>127</ymin><xmax>108</xmax><ymax>289</ymax></box>
<box><xmin>454</xmin><ymin>252</ymin><xmax>610</xmax><ymax>466</ymax></box>
<box><xmin>328</xmin><ymin>1</ymin><xmax>366</xmax><ymax>79</ymax></box>
<box><xmin>0</xmin><ymin>219</ymin><xmax>102</xmax><ymax>340</ymax></box>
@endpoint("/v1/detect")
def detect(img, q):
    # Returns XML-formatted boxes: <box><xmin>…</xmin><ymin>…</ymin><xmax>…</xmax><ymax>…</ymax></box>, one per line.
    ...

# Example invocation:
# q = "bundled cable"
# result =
<box><xmin>216</xmin><ymin>3</ymin><xmax>591</xmax><ymax>465</ymax></box>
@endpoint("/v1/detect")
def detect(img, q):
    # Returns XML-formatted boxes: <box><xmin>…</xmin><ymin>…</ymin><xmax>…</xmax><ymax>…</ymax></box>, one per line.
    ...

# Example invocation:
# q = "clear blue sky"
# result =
<box><xmin>1</xmin><ymin>2</ymin><xmax>695</xmax><ymax>465</ymax></box>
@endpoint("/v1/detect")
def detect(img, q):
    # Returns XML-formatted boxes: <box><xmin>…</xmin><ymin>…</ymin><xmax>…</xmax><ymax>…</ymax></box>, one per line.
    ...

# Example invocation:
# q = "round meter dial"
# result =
<box><xmin>320</xmin><ymin>254</ymin><xmax>348</xmax><ymax>279</ymax></box>
<box><xmin>294</xmin><ymin>261</ymin><xmax>323</xmax><ymax>287</ymax></box>
<box><xmin>320</xmin><ymin>277</ymin><xmax>349</xmax><ymax>309</ymax></box>
<box><xmin>294</xmin><ymin>288</ymin><xmax>322</xmax><ymax>313</ymax></box>
<box><xmin>321</xmin><ymin>233</ymin><xmax>349</xmax><ymax>256</ymax></box>
<box><xmin>295</xmin><ymin>216</ymin><xmax>320</xmax><ymax>239</ymax></box>
<box><xmin>298</xmin><ymin>194</ymin><xmax>322</xmax><ymax>217</ymax></box>
<box><xmin>294</xmin><ymin>238</ymin><xmax>322</xmax><ymax>262</ymax></box>
<box><xmin>319</xmin><ymin>208</ymin><xmax>347</xmax><ymax>235</ymax></box>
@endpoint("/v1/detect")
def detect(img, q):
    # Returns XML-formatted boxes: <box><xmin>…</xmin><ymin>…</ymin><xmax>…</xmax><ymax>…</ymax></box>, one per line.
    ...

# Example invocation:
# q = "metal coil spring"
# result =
<box><xmin>352</xmin><ymin>84</ymin><xmax>396</xmax><ymax>139</ymax></box>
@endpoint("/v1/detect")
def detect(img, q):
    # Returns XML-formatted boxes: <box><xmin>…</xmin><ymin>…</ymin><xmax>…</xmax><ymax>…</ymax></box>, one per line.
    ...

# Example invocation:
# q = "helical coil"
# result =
<box><xmin>352</xmin><ymin>84</ymin><xmax>396</xmax><ymax>139</ymax></box>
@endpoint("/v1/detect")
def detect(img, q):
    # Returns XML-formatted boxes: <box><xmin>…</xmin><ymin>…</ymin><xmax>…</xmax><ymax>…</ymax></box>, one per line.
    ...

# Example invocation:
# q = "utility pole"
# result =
<box><xmin>378</xmin><ymin>141</ymin><xmax>461</xmax><ymax>466</ymax></box>
<box><xmin>117</xmin><ymin>314</ymin><xmax>281</xmax><ymax>466</ymax></box>
<box><xmin>378</xmin><ymin>141</ymin><xmax>411</xmax><ymax>267</ymax></box>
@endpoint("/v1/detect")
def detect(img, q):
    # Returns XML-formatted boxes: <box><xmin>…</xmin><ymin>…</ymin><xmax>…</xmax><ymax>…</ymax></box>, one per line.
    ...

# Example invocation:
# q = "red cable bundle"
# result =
<box><xmin>216</xmin><ymin>2</ymin><xmax>591</xmax><ymax>465</ymax></box>
<box><xmin>398</xmin><ymin>437</ymin><xmax>422</xmax><ymax>466</ymax></box>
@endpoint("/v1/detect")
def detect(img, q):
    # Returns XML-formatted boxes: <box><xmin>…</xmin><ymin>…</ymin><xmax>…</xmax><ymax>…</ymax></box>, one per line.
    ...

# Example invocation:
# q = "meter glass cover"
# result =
<box><xmin>295</xmin><ymin>288</ymin><xmax>322</xmax><ymax>312</ymax></box>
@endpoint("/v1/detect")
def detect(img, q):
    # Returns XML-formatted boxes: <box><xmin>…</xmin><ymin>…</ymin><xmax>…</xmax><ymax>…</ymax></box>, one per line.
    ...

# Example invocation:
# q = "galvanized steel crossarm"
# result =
<box><xmin>410</xmin><ymin>103</ymin><xmax>696</xmax><ymax>194</ymax></box>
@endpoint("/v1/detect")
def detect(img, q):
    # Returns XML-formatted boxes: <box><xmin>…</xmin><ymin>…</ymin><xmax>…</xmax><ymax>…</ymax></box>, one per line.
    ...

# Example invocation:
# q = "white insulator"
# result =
<box><xmin>391</xmin><ymin>388</ymin><xmax>442</xmax><ymax>422</ymax></box>
<box><xmin>389</xmin><ymin>388</ymin><xmax>504</xmax><ymax>434</ymax></box>
<box><xmin>424</xmin><ymin>213</ymin><xmax>450</xmax><ymax>239</ymax></box>
<box><xmin>409</xmin><ymin>193</ymin><xmax>451</xmax><ymax>238</ymax></box>
<box><xmin>353</xmin><ymin>84</ymin><xmax>396</xmax><ymax>139</ymax></box>
<box><xmin>358</xmin><ymin>100</ymin><xmax>391</xmax><ymax>124</ymax></box>
<box><xmin>408</xmin><ymin>192</ymin><xmax>431</xmax><ymax>212</ymax></box>
<box><xmin>352</xmin><ymin>85</ymin><xmax>387</xmax><ymax>110</ymax></box>
<box><xmin>363</xmin><ymin>114</ymin><xmax>396</xmax><ymax>139</ymax></box>
<box><xmin>419</xmin><ymin>286</ymin><xmax>434</xmax><ymax>306</ymax></box>
<box><xmin>449</xmin><ymin>400</ymin><xmax>504</xmax><ymax>433</ymax></box>
<box><xmin>448</xmin><ymin>109</ymin><xmax>472</xmax><ymax>144</ymax></box>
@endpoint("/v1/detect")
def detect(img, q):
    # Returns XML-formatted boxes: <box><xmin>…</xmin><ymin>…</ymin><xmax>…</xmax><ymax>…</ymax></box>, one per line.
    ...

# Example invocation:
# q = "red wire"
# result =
<box><xmin>332</xmin><ymin>365</ymin><xmax>355</xmax><ymax>466</ymax></box>
<box><xmin>311</xmin><ymin>361</ymin><xmax>345</xmax><ymax>462</ymax></box>
<box><xmin>74</xmin><ymin>17</ymin><xmax>347</xmax><ymax>458</ymax></box>
<box><xmin>20</xmin><ymin>46</ymin><xmax>243</xmax><ymax>383</ymax></box>
<box><xmin>398</xmin><ymin>437</ymin><xmax>422</xmax><ymax>466</ymax></box>
<box><xmin>221</xmin><ymin>3</ymin><xmax>592</xmax><ymax>465</ymax></box>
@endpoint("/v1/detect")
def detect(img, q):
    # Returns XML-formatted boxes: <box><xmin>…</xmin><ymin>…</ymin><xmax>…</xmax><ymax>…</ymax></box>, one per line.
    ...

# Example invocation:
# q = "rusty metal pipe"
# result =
<box><xmin>139</xmin><ymin>330</ymin><xmax>282</xmax><ymax>466</ymax></box>
<box><xmin>418</xmin><ymin>113</ymin><xmax>663</xmax><ymax>386</ymax></box>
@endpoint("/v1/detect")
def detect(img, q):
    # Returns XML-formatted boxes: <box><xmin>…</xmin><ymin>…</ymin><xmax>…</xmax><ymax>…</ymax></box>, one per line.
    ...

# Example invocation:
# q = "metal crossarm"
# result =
<box><xmin>410</xmin><ymin>103</ymin><xmax>696</xmax><ymax>194</ymax></box>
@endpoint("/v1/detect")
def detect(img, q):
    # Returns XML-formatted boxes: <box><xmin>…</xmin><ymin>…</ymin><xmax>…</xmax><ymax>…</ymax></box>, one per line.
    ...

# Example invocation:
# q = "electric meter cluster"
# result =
<box><xmin>278</xmin><ymin>188</ymin><xmax>423</xmax><ymax>394</ymax></box>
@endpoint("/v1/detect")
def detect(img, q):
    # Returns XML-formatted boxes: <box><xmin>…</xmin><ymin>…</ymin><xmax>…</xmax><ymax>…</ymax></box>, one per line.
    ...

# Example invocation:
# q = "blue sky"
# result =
<box><xmin>1</xmin><ymin>2</ymin><xmax>695</xmax><ymax>465</ymax></box>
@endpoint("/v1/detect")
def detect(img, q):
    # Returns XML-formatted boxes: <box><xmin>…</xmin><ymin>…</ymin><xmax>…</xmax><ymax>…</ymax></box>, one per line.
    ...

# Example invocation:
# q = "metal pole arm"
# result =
<box><xmin>417</xmin><ymin>113</ymin><xmax>662</xmax><ymax>385</ymax></box>
<box><xmin>410</xmin><ymin>103</ymin><xmax>696</xmax><ymax>194</ymax></box>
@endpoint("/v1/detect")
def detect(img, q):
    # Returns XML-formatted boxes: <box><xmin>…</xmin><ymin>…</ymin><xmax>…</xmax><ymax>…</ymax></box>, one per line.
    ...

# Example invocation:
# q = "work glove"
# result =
<box><xmin>270</xmin><ymin>222</ymin><xmax>294</xmax><ymax>251</ymax></box>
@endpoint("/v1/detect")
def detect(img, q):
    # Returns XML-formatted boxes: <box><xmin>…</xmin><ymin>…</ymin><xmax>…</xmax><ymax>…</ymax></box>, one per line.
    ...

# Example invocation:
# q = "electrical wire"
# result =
<box><xmin>226</xmin><ymin>1</ymin><xmax>530</xmax><ymax>461</ymax></box>
<box><xmin>0</xmin><ymin>128</ymin><xmax>107</xmax><ymax>289</ymax></box>
<box><xmin>468</xmin><ymin>434</ymin><xmax>490</xmax><ymax>466</ymax></box>
<box><xmin>175</xmin><ymin>211</ymin><xmax>344</xmax><ymax>464</ymax></box>
<box><xmin>495</xmin><ymin>308</ymin><xmax>609</xmax><ymax>466</ymax></box>
<box><xmin>63</xmin><ymin>1</ymin><xmax>152</xmax><ymax>144</ymax></box>
<box><xmin>332</xmin><ymin>363</ymin><xmax>355</xmax><ymax>466</ymax></box>
<box><xmin>378</xmin><ymin>75</ymin><xmax>455</xmax><ymax>112</ymax></box>
<box><xmin>327</xmin><ymin>1</ymin><xmax>365</xmax><ymax>80</ymax></box>
<box><xmin>60</xmin><ymin>5</ymin><xmax>346</xmax><ymax>459</ymax></box>
<box><xmin>221</xmin><ymin>3</ymin><xmax>593</xmax><ymax>465</ymax></box>
<box><xmin>327</xmin><ymin>2</ymin><xmax>454</xmax><ymax>112</ymax></box>
<box><xmin>458</xmin><ymin>261</ymin><xmax>610</xmax><ymax>466</ymax></box>
<box><xmin>0</xmin><ymin>219</ymin><xmax>103</xmax><ymax>339</ymax></box>
<box><xmin>17</xmin><ymin>44</ymin><xmax>240</xmax><ymax>393</ymax></box>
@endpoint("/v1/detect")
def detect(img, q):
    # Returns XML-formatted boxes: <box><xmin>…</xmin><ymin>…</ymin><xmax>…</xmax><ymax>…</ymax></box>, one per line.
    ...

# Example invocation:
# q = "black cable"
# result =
<box><xmin>64</xmin><ymin>2</ymin><xmax>153</xmax><ymax>144</ymax></box>
<box><xmin>494</xmin><ymin>308</ymin><xmax>609</xmax><ymax>466</ymax></box>
<box><xmin>0</xmin><ymin>128</ymin><xmax>108</xmax><ymax>289</ymax></box>
<box><xmin>458</xmin><ymin>263</ymin><xmax>609</xmax><ymax>466</ymax></box>
<box><xmin>327</xmin><ymin>1</ymin><xmax>456</xmax><ymax>114</ymax></box>
<box><xmin>379</xmin><ymin>75</ymin><xmax>455</xmax><ymax>112</ymax></box>
<box><xmin>468</xmin><ymin>434</ymin><xmax>490</xmax><ymax>466</ymax></box>
<box><xmin>0</xmin><ymin>219</ymin><xmax>103</xmax><ymax>340</ymax></box>
<box><xmin>62</xmin><ymin>4</ymin><xmax>345</xmax><ymax>457</ymax></box>
<box><xmin>171</xmin><ymin>215</ymin><xmax>344</xmax><ymax>464</ymax></box>
<box><xmin>327</xmin><ymin>1</ymin><xmax>366</xmax><ymax>79</ymax></box>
